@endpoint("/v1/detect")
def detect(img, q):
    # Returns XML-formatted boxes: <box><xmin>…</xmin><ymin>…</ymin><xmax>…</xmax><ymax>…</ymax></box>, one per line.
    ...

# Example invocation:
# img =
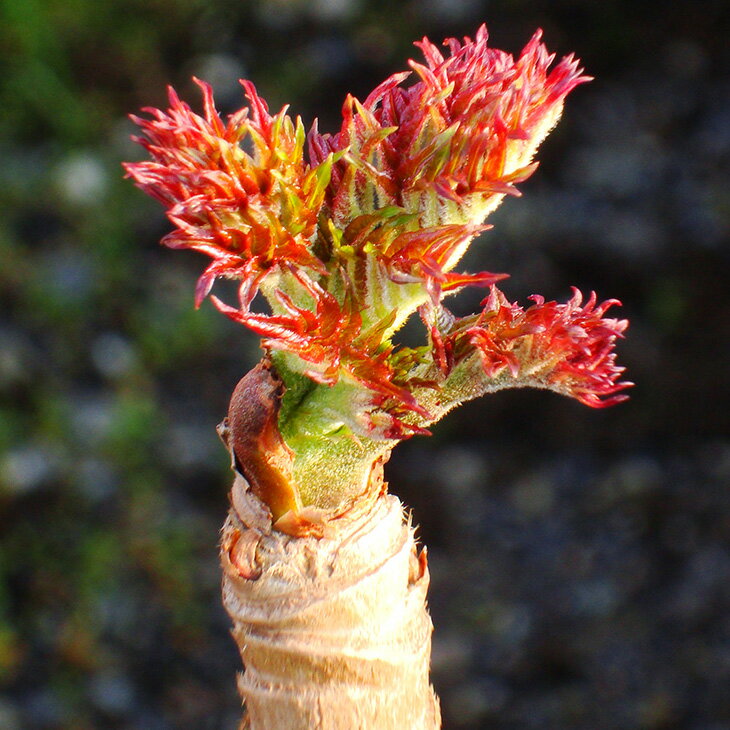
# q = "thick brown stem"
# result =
<box><xmin>221</xmin><ymin>473</ymin><xmax>441</xmax><ymax>729</ymax></box>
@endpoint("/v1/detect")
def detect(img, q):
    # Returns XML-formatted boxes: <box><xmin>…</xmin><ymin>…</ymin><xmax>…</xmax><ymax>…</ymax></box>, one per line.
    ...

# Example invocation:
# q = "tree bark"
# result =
<box><xmin>220</xmin><ymin>470</ymin><xmax>441</xmax><ymax>730</ymax></box>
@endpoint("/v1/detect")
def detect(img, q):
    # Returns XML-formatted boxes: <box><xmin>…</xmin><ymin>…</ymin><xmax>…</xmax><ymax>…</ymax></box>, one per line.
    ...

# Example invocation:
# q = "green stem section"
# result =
<box><xmin>222</xmin><ymin>345</ymin><xmax>522</xmax><ymax>532</ymax></box>
<box><xmin>267</xmin><ymin>350</ymin><xmax>517</xmax><ymax>518</ymax></box>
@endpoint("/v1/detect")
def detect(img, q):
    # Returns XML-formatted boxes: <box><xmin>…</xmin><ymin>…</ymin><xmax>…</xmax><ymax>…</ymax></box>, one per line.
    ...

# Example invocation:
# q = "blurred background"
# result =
<box><xmin>1</xmin><ymin>0</ymin><xmax>728</xmax><ymax>728</ymax></box>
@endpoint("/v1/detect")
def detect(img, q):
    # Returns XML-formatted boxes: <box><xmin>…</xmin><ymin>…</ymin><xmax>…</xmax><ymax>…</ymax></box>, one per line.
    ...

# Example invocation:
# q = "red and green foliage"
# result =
<box><xmin>125</xmin><ymin>25</ymin><xmax>630</xmax><ymax>520</ymax></box>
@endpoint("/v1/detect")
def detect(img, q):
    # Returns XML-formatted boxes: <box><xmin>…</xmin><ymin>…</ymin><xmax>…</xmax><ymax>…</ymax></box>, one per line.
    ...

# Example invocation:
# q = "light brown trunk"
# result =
<box><xmin>221</xmin><ymin>473</ymin><xmax>441</xmax><ymax>730</ymax></box>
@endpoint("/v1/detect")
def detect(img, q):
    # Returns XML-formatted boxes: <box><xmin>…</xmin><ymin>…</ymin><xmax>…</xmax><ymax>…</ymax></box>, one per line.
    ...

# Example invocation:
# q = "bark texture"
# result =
<box><xmin>221</xmin><ymin>472</ymin><xmax>441</xmax><ymax>730</ymax></box>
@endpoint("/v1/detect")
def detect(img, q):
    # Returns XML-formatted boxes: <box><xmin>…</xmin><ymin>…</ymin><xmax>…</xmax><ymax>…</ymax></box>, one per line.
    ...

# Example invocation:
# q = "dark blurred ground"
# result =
<box><xmin>1</xmin><ymin>0</ymin><xmax>728</xmax><ymax>728</ymax></box>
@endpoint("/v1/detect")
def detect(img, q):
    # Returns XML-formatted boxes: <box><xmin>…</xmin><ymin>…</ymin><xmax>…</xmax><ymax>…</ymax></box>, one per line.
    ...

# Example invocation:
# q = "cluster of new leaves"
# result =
<box><xmin>126</xmin><ymin>26</ymin><xmax>630</xmax><ymax>442</ymax></box>
<box><xmin>425</xmin><ymin>287</ymin><xmax>630</xmax><ymax>409</ymax></box>
<box><xmin>125</xmin><ymin>79</ymin><xmax>332</xmax><ymax>306</ymax></box>
<box><xmin>309</xmin><ymin>26</ymin><xmax>587</xmax><ymax>222</ymax></box>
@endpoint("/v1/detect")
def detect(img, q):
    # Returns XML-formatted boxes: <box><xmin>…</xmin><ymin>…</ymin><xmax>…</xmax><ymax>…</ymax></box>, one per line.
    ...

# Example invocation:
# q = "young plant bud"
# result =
<box><xmin>126</xmin><ymin>25</ymin><xmax>629</xmax><ymax>729</ymax></box>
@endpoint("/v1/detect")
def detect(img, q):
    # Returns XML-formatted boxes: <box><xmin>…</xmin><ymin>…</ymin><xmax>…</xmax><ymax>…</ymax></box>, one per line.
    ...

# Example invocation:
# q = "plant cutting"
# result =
<box><xmin>125</xmin><ymin>24</ymin><xmax>630</xmax><ymax>730</ymax></box>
